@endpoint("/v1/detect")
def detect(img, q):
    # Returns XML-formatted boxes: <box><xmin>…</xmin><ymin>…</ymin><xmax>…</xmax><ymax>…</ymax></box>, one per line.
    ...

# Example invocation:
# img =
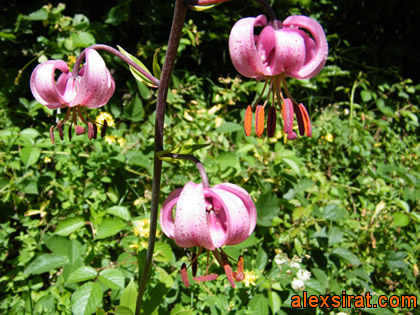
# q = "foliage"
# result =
<box><xmin>0</xmin><ymin>1</ymin><xmax>419</xmax><ymax>314</ymax></box>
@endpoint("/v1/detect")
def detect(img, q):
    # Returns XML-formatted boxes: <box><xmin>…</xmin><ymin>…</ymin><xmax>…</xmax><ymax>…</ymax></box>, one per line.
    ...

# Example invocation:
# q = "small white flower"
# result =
<box><xmin>289</xmin><ymin>261</ymin><xmax>301</xmax><ymax>269</ymax></box>
<box><xmin>296</xmin><ymin>269</ymin><xmax>311</xmax><ymax>281</ymax></box>
<box><xmin>292</xmin><ymin>255</ymin><xmax>302</xmax><ymax>263</ymax></box>
<box><xmin>274</xmin><ymin>253</ymin><xmax>288</xmax><ymax>266</ymax></box>
<box><xmin>291</xmin><ymin>278</ymin><xmax>305</xmax><ymax>291</ymax></box>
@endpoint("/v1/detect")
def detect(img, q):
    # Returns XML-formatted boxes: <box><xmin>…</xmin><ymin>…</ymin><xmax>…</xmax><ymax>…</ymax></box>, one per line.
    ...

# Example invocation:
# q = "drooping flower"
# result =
<box><xmin>30</xmin><ymin>48</ymin><xmax>115</xmax><ymax>142</ymax></box>
<box><xmin>160</xmin><ymin>182</ymin><xmax>257</xmax><ymax>287</ymax></box>
<box><xmin>229</xmin><ymin>14</ymin><xmax>328</xmax><ymax>139</ymax></box>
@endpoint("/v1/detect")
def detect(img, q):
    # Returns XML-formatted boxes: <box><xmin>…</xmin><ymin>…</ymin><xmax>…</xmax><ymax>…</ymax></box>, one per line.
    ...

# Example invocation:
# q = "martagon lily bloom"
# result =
<box><xmin>229</xmin><ymin>14</ymin><xmax>328</xmax><ymax>139</ymax></box>
<box><xmin>160</xmin><ymin>182</ymin><xmax>257</xmax><ymax>287</ymax></box>
<box><xmin>30</xmin><ymin>48</ymin><xmax>115</xmax><ymax>143</ymax></box>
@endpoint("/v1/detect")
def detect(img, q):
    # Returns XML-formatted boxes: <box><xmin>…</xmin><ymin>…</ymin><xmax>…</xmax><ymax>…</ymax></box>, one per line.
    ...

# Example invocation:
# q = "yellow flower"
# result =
<box><xmin>44</xmin><ymin>156</ymin><xmax>52</xmax><ymax>163</ymax></box>
<box><xmin>104</xmin><ymin>135</ymin><xmax>116</xmax><ymax>144</ymax></box>
<box><xmin>133</xmin><ymin>218</ymin><xmax>150</xmax><ymax>238</ymax></box>
<box><xmin>117</xmin><ymin>137</ymin><xmax>126</xmax><ymax>147</ymax></box>
<box><xmin>242</xmin><ymin>270</ymin><xmax>257</xmax><ymax>287</ymax></box>
<box><xmin>325</xmin><ymin>133</ymin><xmax>334</xmax><ymax>142</ymax></box>
<box><xmin>95</xmin><ymin>112</ymin><xmax>115</xmax><ymax>127</ymax></box>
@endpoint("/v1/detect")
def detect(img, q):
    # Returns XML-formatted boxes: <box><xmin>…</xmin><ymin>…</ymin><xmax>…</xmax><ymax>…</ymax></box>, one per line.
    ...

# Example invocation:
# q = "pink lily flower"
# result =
<box><xmin>160</xmin><ymin>181</ymin><xmax>257</xmax><ymax>287</ymax></box>
<box><xmin>229</xmin><ymin>14</ymin><xmax>328</xmax><ymax>139</ymax></box>
<box><xmin>30</xmin><ymin>48</ymin><xmax>115</xmax><ymax>142</ymax></box>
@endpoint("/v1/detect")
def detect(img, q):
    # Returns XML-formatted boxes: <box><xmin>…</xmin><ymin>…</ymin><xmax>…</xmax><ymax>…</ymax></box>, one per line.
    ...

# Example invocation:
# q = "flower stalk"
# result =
<box><xmin>135</xmin><ymin>0</ymin><xmax>188</xmax><ymax>314</ymax></box>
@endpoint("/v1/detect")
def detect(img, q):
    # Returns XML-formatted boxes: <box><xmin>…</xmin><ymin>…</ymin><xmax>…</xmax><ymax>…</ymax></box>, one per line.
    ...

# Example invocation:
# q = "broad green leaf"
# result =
<box><xmin>331</xmin><ymin>248</ymin><xmax>361</xmax><ymax>266</ymax></box>
<box><xmin>157</xmin><ymin>143</ymin><xmax>210</xmax><ymax>162</ymax></box>
<box><xmin>126</xmin><ymin>151</ymin><xmax>150</xmax><ymax>168</ymax></box>
<box><xmin>99</xmin><ymin>268</ymin><xmax>125</xmax><ymax>289</ymax></box>
<box><xmin>268</xmin><ymin>290</ymin><xmax>281</xmax><ymax>314</ymax></box>
<box><xmin>143</xmin><ymin>270</ymin><xmax>175</xmax><ymax>315</ymax></box>
<box><xmin>124</xmin><ymin>94</ymin><xmax>144</xmax><ymax>122</ymax></box>
<box><xmin>115</xmin><ymin>306</ymin><xmax>134</xmax><ymax>315</ymax></box>
<box><xmin>249</xmin><ymin>294</ymin><xmax>269</xmax><ymax>315</ymax></box>
<box><xmin>170</xmin><ymin>304</ymin><xmax>194</xmax><ymax>315</ymax></box>
<box><xmin>120</xmin><ymin>279</ymin><xmax>137</xmax><ymax>314</ymax></box>
<box><xmin>20</xmin><ymin>128</ymin><xmax>40</xmax><ymax>138</ymax></box>
<box><xmin>67</xmin><ymin>239</ymin><xmax>84</xmax><ymax>263</ymax></box>
<box><xmin>24</xmin><ymin>254</ymin><xmax>69</xmax><ymax>275</ymax></box>
<box><xmin>117</xmin><ymin>45</ymin><xmax>156</xmax><ymax>87</ymax></box>
<box><xmin>71</xmin><ymin>31</ymin><xmax>95</xmax><ymax>48</ymax></box>
<box><xmin>55</xmin><ymin>216</ymin><xmax>85</xmax><ymax>236</ymax></box>
<box><xmin>71</xmin><ymin>282</ymin><xmax>102</xmax><ymax>315</ymax></box>
<box><xmin>283</xmin><ymin>158</ymin><xmax>301</xmax><ymax>176</ymax></box>
<box><xmin>327</xmin><ymin>227</ymin><xmax>344</xmax><ymax>245</ymax></box>
<box><xmin>311</xmin><ymin>268</ymin><xmax>328</xmax><ymax>292</ymax></box>
<box><xmin>392</xmin><ymin>212</ymin><xmax>409</xmax><ymax>227</ymax></box>
<box><xmin>385</xmin><ymin>251</ymin><xmax>408</xmax><ymax>270</ymax></box>
<box><xmin>66</xmin><ymin>266</ymin><xmax>97</xmax><ymax>283</ymax></box>
<box><xmin>154</xmin><ymin>242</ymin><xmax>174</xmax><ymax>263</ymax></box>
<box><xmin>106</xmin><ymin>206</ymin><xmax>132</xmax><ymax>221</ymax></box>
<box><xmin>256</xmin><ymin>193</ymin><xmax>279</xmax><ymax>227</ymax></box>
<box><xmin>20</xmin><ymin>146</ymin><xmax>40</xmax><ymax>167</ymax></box>
<box><xmin>216</xmin><ymin>122</ymin><xmax>243</xmax><ymax>133</ymax></box>
<box><xmin>44</xmin><ymin>236</ymin><xmax>70</xmax><ymax>256</ymax></box>
<box><xmin>95</xmin><ymin>218</ymin><xmax>126</xmax><ymax>239</ymax></box>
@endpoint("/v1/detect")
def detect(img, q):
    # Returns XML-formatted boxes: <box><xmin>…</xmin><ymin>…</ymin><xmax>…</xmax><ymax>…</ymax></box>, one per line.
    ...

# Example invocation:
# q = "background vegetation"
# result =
<box><xmin>0</xmin><ymin>0</ymin><xmax>418</xmax><ymax>314</ymax></box>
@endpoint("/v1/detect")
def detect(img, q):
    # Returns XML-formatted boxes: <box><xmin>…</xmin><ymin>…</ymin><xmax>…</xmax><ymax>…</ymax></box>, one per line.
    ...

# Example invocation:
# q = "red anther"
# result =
<box><xmin>299</xmin><ymin>103</ymin><xmax>312</xmax><ymax>137</ymax></box>
<box><xmin>235</xmin><ymin>255</ymin><xmax>245</xmax><ymax>281</ymax></box>
<box><xmin>75</xmin><ymin>125</ymin><xmax>85</xmax><ymax>135</ymax></box>
<box><xmin>180</xmin><ymin>263</ymin><xmax>190</xmax><ymax>288</ymax></box>
<box><xmin>255</xmin><ymin>105</ymin><xmax>265</xmax><ymax>137</ymax></box>
<box><xmin>282</xmin><ymin>98</ymin><xmax>294</xmax><ymax>134</ymax></box>
<box><xmin>287</xmin><ymin>131</ymin><xmax>297</xmax><ymax>140</ymax></box>
<box><xmin>193</xmin><ymin>274</ymin><xmax>219</xmax><ymax>282</ymax></box>
<box><xmin>293</xmin><ymin>103</ymin><xmax>305</xmax><ymax>136</ymax></box>
<box><xmin>88</xmin><ymin>122</ymin><xmax>94</xmax><ymax>140</ymax></box>
<box><xmin>224</xmin><ymin>264</ymin><xmax>236</xmax><ymax>288</ymax></box>
<box><xmin>267</xmin><ymin>106</ymin><xmax>276</xmax><ymax>137</ymax></box>
<box><xmin>57</xmin><ymin>121</ymin><xmax>64</xmax><ymax>140</ymax></box>
<box><xmin>244</xmin><ymin>105</ymin><xmax>253</xmax><ymax>136</ymax></box>
<box><xmin>101</xmin><ymin>119</ymin><xmax>108</xmax><ymax>138</ymax></box>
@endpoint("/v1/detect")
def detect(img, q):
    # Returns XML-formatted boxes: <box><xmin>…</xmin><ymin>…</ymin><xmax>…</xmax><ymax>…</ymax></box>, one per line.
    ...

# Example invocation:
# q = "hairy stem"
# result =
<box><xmin>135</xmin><ymin>1</ymin><xmax>188</xmax><ymax>314</ymax></box>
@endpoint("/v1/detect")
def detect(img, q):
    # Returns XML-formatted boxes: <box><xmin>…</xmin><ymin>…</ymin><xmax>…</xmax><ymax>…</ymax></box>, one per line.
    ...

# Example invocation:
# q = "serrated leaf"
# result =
<box><xmin>20</xmin><ymin>146</ymin><xmax>40</xmax><ymax>167</ymax></box>
<box><xmin>99</xmin><ymin>268</ymin><xmax>125</xmax><ymax>289</ymax></box>
<box><xmin>24</xmin><ymin>254</ymin><xmax>69</xmax><ymax>275</ymax></box>
<box><xmin>117</xmin><ymin>45</ymin><xmax>156</xmax><ymax>88</ymax></box>
<box><xmin>55</xmin><ymin>216</ymin><xmax>85</xmax><ymax>236</ymax></box>
<box><xmin>71</xmin><ymin>282</ymin><xmax>102</xmax><ymax>315</ymax></box>
<box><xmin>106</xmin><ymin>206</ymin><xmax>132</xmax><ymax>221</ymax></box>
<box><xmin>120</xmin><ymin>279</ymin><xmax>137</xmax><ymax>314</ymax></box>
<box><xmin>66</xmin><ymin>266</ymin><xmax>97</xmax><ymax>283</ymax></box>
<box><xmin>95</xmin><ymin>218</ymin><xmax>126</xmax><ymax>239</ymax></box>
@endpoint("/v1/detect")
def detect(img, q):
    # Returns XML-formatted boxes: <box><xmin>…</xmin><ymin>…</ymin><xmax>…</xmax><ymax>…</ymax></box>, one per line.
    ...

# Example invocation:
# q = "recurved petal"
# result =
<box><xmin>283</xmin><ymin>15</ymin><xmax>328</xmax><ymax>79</ymax></box>
<box><xmin>229</xmin><ymin>15</ymin><xmax>269</xmax><ymax>78</ymax></box>
<box><xmin>212</xmin><ymin>183</ymin><xmax>257</xmax><ymax>236</ymax></box>
<box><xmin>30</xmin><ymin>60</ymin><xmax>70</xmax><ymax>109</ymax></box>
<box><xmin>70</xmin><ymin>48</ymin><xmax>115</xmax><ymax>108</ymax></box>
<box><xmin>173</xmin><ymin>182</ymin><xmax>216</xmax><ymax>250</ymax></box>
<box><xmin>159</xmin><ymin>188</ymin><xmax>183</xmax><ymax>239</ymax></box>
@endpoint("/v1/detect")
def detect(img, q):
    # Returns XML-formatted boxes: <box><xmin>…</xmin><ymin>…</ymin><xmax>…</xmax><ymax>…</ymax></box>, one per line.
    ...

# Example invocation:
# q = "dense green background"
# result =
<box><xmin>0</xmin><ymin>1</ymin><xmax>418</xmax><ymax>314</ymax></box>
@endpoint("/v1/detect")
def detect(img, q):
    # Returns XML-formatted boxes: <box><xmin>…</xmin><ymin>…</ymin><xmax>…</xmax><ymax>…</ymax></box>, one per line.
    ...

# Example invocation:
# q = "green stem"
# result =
<box><xmin>135</xmin><ymin>1</ymin><xmax>188</xmax><ymax>314</ymax></box>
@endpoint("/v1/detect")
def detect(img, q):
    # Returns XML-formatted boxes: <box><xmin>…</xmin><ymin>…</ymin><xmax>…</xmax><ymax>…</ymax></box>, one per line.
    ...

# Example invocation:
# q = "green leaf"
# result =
<box><xmin>268</xmin><ymin>290</ymin><xmax>281</xmax><ymax>314</ymax></box>
<box><xmin>392</xmin><ymin>212</ymin><xmax>409</xmax><ymax>227</ymax></box>
<box><xmin>189</xmin><ymin>4</ymin><xmax>220</xmax><ymax>11</ymax></box>
<box><xmin>385</xmin><ymin>251</ymin><xmax>408</xmax><ymax>270</ymax></box>
<box><xmin>249</xmin><ymin>294</ymin><xmax>269</xmax><ymax>315</ymax></box>
<box><xmin>124</xmin><ymin>94</ymin><xmax>144</xmax><ymax>122</ymax></box>
<box><xmin>143</xmin><ymin>270</ymin><xmax>175</xmax><ymax>315</ymax></box>
<box><xmin>157</xmin><ymin>143</ymin><xmax>211</xmax><ymax>162</ymax></box>
<box><xmin>115</xmin><ymin>306</ymin><xmax>134</xmax><ymax>315</ymax></box>
<box><xmin>360</xmin><ymin>90</ymin><xmax>372</xmax><ymax>102</ymax></box>
<box><xmin>95</xmin><ymin>218</ymin><xmax>126</xmax><ymax>239</ymax></box>
<box><xmin>106</xmin><ymin>206</ymin><xmax>132</xmax><ymax>221</ymax></box>
<box><xmin>331</xmin><ymin>247</ymin><xmax>361</xmax><ymax>266</ymax></box>
<box><xmin>99</xmin><ymin>268</ymin><xmax>125</xmax><ymax>289</ymax></box>
<box><xmin>126</xmin><ymin>151</ymin><xmax>150</xmax><ymax>169</ymax></box>
<box><xmin>216</xmin><ymin>122</ymin><xmax>243</xmax><ymax>133</ymax></box>
<box><xmin>24</xmin><ymin>254</ymin><xmax>69</xmax><ymax>275</ymax></box>
<box><xmin>256</xmin><ymin>193</ymin><xmax>279</xmax><ymax>227</ymax></box>
<box><xmin>311</xmin><ymin>268</ymin><xmax>328</xmax><ymax>293</ymax></box>
<box><xmin>44</xmin><ymin>236</ymin><xmax>70</xmax><ymax>256</ymax></box>
<box><xmin>20</xmin><ymin>146</ymin><xmax>40</xmax><ymax>167</ymax></box>
<box><xmin>71</xmin><ymin>31</ymin><xmax>95</xmax><ymax>48</ymax></box>
<box><xmin>152</xmin><ymin>47</ymin><xmax>162</xmax><ymax>79</ymax></box>
<box><xmin>66</xmin><ymin>266</ymin><xmax>98</xmax><ymax>283</ymax></box>
<box><xmin>71</xmin><ymin>282</ymin><xmax>102</xmax><ymax>315</ymax></box>
<box><xmin>117</xmin><ymin>45</ymin><xmax>156</xmax><ymax>87</ymax></box>
<box><xmin>55</xmin><ymin>216</ymin><xmax>85</xmax><ymax>236</ymax></box>
<box><xmin>120</xmin><ymin>279</ymin><xmax>137</xmax><ymax>314</ymax></box>
<box><xmin>282</xmin><ymin>158</ymin><xmax>301</xmax><ymax>176</ymax></box>
<box><xmin>154</xmin><ymin>242</ymin><xmax>174</xmax><ymax>263</ymax></box>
